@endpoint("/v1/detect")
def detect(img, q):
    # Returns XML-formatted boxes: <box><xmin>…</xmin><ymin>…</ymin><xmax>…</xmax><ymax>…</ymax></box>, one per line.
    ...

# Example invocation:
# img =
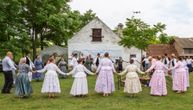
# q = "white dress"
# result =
<box><xmin>119</xmin><ymin>64</ymin><xmax>143</xmax><ymax>94</ymax></box>
<box><xmin>183</xmin><ymin>60</ymin><xmax>190</xmax><ymax>87</ymax></box>
<box><xmin>37</xmin><ymin>63</ymin><xmax>66</xmax><ymax>93</ymax></box>
<box><xmin>68</xmin><ymin>64</ymin><xmax>94</xmax><ymax>96</ymax></box>
<box><xmin>70</xmin><ymin>57</ymin><xmax>78</xmax><ymax>69</ymax></box>
<box><xmin>170</xmin><ymin>58</ymin><xmax>177</xmax><ymax>79</ymax></box>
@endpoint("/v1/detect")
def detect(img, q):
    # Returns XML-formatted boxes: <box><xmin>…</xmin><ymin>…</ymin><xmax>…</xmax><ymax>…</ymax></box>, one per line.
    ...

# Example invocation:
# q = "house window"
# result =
<box><xmin>130</xmin><ymin>54</ymin><xmax>136</xmax><ymax>58</ymax></box>
<box><xmin>92</xmin><ymin>28</ymin><xmax>102</xmax><ymax>42</ymax></box>
<box><xmin>184</xmin><ymin>48</ymin><xmax>193</xmax><ymax>54</ymax></box>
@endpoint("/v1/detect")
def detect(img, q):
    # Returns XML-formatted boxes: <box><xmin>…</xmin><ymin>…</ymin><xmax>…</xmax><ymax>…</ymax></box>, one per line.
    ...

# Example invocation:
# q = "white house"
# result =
<box><xmin>68</xmin><ymin>17</ymin><xmax>145</xmax><ymax>67</ymax></box>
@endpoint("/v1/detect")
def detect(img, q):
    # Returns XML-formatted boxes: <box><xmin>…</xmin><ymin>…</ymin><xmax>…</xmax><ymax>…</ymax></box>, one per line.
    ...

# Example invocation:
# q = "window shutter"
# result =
<box><xmin>92</xmin><ymin>28</ymin><xmax>102</xmax><ymax>42</ymax></box>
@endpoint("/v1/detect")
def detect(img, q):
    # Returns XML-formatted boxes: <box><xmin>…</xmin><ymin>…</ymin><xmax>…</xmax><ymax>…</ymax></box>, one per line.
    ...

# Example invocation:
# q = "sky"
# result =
<box><xmin>69</xmin><ymin>0</ymin><xmax>193</xmax><ymax>38</ymax></box>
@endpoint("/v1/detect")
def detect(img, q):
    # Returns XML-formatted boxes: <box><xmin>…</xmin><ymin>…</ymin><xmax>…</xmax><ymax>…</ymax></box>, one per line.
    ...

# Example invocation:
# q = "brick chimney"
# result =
<box><xmin>117</xmin><ymin>23</ymin><xmax>123</xmax><ymax>37</ymax></box>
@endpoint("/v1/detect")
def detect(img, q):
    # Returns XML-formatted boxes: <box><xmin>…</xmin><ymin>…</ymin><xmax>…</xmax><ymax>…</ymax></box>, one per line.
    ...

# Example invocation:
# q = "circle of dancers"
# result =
<box><xmin>1</xmin><ymin>51</ymin><xmax>192</xmax><ymax>98</ymax></box>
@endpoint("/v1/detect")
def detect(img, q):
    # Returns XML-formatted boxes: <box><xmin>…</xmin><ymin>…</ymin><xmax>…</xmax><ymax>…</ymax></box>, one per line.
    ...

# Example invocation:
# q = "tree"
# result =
<box><xmin>19</xmin><ymin>0</ymin><xmax>71</xmax><ymax>59</ymax></box>
<box><xmin>119</xmin><ymin>16</ymin><xmax>157</xmax><ymax>51</ymax></box>
<box><xmin>0</xmin><ymin>0</ymin><xmax>96</xmax><ymax>60</ymax></box>
<box><xmin>158</xmin><ymin>33</ymin><xmax>174</xmax><ymax>44</ymax></box>
<box><xmin>19</xmin><ymin>0</ymin><xmax>96</xmax><ymax>60</ymax></box>
<box><xmin>0</xmin><ymin>0</ymin><xmax>30</xmax><ymax>59</ymax></box>
<box><xmin>119</xmin><ymin>16</ymin><xmax>172</xmax><ymax>61</ymax></box>
<box><xmin>154</xmin><ymin>23</ymin><xmax>174</xmax><ymax>44</ymax></box>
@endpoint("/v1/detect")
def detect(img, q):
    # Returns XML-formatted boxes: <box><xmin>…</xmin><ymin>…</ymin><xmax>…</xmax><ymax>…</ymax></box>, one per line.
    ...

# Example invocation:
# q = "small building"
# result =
<box><xmin>40</xmin><ymin>45</ymin><xmax>68</xmax><ymax>63</ymax></box>
<box><xmin>147</xmin><ymin>44</ymin><xmax>177</xmax><ymax>57</ymax></box>
<box><xmin>68</xmin><ymin>17</ymin><xmax>145</xmax><ymax>67</ymax></box>
<box><xmin>173</xmin><ymin>37</ymin><xmax>193</xmax><ymax>56</ymax></box>
<box><xmin>147</xmin><ymin>37</ymin><xmax>193</xmax><ymax>57</ymax></box>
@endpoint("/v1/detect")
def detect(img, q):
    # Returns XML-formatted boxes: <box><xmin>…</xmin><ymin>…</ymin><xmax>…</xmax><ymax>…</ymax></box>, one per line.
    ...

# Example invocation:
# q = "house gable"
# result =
<box><xmin>68</xmin><ymin>17</ymin><xmax>120</xmax><ymax>44</ymax></box>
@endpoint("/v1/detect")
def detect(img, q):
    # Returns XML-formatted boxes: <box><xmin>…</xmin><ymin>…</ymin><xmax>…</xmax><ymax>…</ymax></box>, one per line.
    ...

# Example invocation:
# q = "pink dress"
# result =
<box><xmin>146</xmin><ymin>61</ymin><xmax>168</xmax><ymax>96</ymax></box>
<box><xmin>95</xmin><ymin>58</ymin><xmax>116</xmax><ymax>94</ymax></box>
<box><xmin>172</xmin><ymin>61</ymin><xmax>188</xmax><ymax>91</ymax></box>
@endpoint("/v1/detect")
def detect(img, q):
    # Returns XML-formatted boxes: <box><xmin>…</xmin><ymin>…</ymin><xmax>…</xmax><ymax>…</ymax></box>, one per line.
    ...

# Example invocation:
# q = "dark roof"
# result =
<box><xmin>147</xmin><ymin>44</ymin><xmax>178</xmax><ymax>57</ymax></box>
<box><xmin>174</xmin><ymin>37</ymin><xmax>193</xmax><ymax>48</ymax></box>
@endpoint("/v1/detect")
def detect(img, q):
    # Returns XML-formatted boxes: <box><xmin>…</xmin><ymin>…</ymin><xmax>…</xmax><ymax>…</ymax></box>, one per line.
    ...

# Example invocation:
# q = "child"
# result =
<box><xmin>118</xmin><ymin>59</ymin><xmax>144</xmax><ymax>97</ymax></box>
<box><xmin>67</xmin><ymin>58</ymin><xmax>94</xmax><ymax>97</ymax></box>
<box><xmin>37</xmin><ymin>58</ymin><xmax>66</xmax><ymax>98</ymax></box>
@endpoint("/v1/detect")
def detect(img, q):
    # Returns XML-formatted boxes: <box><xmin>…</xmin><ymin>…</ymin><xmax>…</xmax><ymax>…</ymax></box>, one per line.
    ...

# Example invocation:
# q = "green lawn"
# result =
<box><xmin>0</xmin><ymin>73</ymin><xmax>193</xmax><ymax>110</ymax></box>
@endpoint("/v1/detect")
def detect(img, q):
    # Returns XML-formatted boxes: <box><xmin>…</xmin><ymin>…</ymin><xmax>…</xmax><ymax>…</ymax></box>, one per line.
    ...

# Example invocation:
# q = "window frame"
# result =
<box><xmin>91</xmin><ymin>28</ymin><xmax>102</xmax><ymax>42</ymax></box>
<box><xmin>183</xmin><ymin>48</ymin><xmax>193</xmax><ymax>54</ymax></box>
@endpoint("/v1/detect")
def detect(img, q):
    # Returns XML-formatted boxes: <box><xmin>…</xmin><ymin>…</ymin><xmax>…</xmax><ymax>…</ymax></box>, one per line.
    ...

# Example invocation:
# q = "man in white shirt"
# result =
<box><xmin>162</xmin><ymin>54</ymin><xmax>170</xmax><ymax>76</ymax></box>
<box><xmin>162</xmin><ymin>53</ymin><xmax>170</xmax><ymax>67</ymax></box>
<box><xmin>93</xmin><ymin>53</ymin><xmax>101</xmax><ymax>67</ymax></box>
<box><xmin>170</xmin><ymin>54</ymin><xmax>177</xmax><ymax>78</ymax></box>
<box><xmin>142</xmin><ymin>56</ymin><xmax>149</xmax><ymax>71</ymax></box>
<box><xmin>1</xmin><ymin>51</ymin><xmax>17</xmax><ymax>94</ymax></box>
<box><xmin>186</xmin><ymin>56</ymin><xmax>192</xmax><ymax>72</ymax></box>
<box><xmin>70</xmin><ymin>53</ymin><xmax>78</xmax><ymax>69</ymax></box>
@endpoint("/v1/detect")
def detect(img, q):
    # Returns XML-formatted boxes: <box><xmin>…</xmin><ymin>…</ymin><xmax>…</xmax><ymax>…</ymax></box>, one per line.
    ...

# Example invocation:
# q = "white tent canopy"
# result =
<box><xmin>40</xmin><ymin>45</ymin><xmax>68</xmax><ymax>63</ymax></box>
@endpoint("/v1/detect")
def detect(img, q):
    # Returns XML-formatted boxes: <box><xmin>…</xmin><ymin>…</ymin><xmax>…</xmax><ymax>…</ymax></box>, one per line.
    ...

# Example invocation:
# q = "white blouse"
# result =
<box><xmin>120</xmin><ymin>64</ymin><xmax>144</xmax><ymax>78</ymax></box>
<box><xmin>70</xmin><ymin>57</ymin><xmax>78</xmax><ymax>68</ymax></box>
<box><xmin>68</xmin><ymin>64</ymin><xmax>93</xmax><ymax>77</ymax></box>
<box><xmin>37</xmin><ymin>63</ymin><xmax>66</xmax><ymax>75</ymax></box>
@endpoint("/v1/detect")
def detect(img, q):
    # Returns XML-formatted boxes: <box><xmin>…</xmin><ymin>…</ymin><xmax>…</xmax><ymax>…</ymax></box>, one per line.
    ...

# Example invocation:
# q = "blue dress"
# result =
<box><xmin>15</xmin><ymin>64</ymin><xmax>32</xmax><ymax>97</ymax></box>
<box><xmin>33</xmin><ymin>59</ymin><xmax>43</xmax><ymax>80</ymax></box>
<box><xmin>58</xmin><ymin>61</ymin><xmax>67</xmax><ymax>78</ymax></box>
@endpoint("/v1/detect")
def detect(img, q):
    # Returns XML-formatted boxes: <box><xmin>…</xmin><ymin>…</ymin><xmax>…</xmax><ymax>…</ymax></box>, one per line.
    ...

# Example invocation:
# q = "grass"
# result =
<box><xmin>0</xmin><ymin>73</ymin><xmax>193</xmax><ymax>110</ymax></box>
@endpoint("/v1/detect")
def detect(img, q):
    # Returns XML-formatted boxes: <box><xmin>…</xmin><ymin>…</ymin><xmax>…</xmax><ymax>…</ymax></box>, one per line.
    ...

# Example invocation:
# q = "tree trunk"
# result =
<box><xmin>40</xmin><ymin>36</ymin><xmax>44</xmax><ymax>50</ymax></box>
<box><xmin>140</xmin><ymin>49</ymin><xmax>143</xmax><ymax>69</ymax></box>
<box><xmin>32</xmin><ymin>28</ymin><xmax>37</xmax><ymax>61</ymax></box>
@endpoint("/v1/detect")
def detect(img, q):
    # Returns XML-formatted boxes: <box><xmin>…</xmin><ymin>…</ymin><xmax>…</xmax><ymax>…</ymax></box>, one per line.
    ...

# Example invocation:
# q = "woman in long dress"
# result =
<box><xmin>171</xmin><ymin>57</ymin><xmax>188</xmax><ymax>93</ymax></box>
<box><xmin>37</xmin><ymin>58</ymin><xmax>66</xmax><ymax>98</ymax></box>
<box><xmin>67</xmin><ymin>58</ymin><xmax>94</xmax><ymax>97</ymax></box>
<box><xmin>95</xmin><ymin>52</ymin><xmax>116</xmax><ymax>97</ymax></box>
<box><xmin>15</xmin><ymin>58</ymin><xmax>33</xmax><ymax>98</ymax></box>
<box><xmin>145</xmin><ymin>56</ymin><xmax>169</xmax><ymax>96</ymax></box>
<box><xmin>84</xmin><ymin>55</ymin><xmax>93</xmax><ymax>71</ymax></box>
<box><xmin>33</xmin><ymin>55</ymin><xmax>44</xmax><ymax>81</ymax></box>
<box><xmin>58</xmin><ymin>57</ymin><xmax>68</xmax><ymax>79</ymax></box>
<box><xmin>118</xmin><ymin>59</ymin><xmax>144</xmax><ymax>97</ymax></box>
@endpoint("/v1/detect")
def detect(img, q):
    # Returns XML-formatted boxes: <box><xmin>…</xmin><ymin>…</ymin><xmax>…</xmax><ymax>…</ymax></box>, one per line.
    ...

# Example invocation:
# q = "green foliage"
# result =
<box><xmin>0</xmin><ymin>0</ymin><xmax>96</xmax><ymax>59</ymax></box>
<box><xmin>157</xmin><ymin>33</ymin><xmax>174</xmax><ymax>44</ymax></box>
<box><xmin>119</xmin><ymin>17</ymin><xmax>172</xmax><ymax>50</ymax></box>
<box><xmin>119</xmin><ymin>16</ymin><xmax>157</xmax><ymax>50</ymax></box>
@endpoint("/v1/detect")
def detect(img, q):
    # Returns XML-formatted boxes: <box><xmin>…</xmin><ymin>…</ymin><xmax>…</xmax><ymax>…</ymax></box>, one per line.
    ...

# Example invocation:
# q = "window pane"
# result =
<box><xmin>184</xmin><ymin>48</ymin><xmax>193</xmax><ymax>54</ymax></box>
<box><xmin>92</xmin><ymin>28</ymin><xmax>102</xmax><ymax>42</ymax></box>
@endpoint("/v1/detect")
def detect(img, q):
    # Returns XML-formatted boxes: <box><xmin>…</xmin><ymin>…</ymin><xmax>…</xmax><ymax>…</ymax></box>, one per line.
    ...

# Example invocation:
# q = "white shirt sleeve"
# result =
<box><xmin>7</xmin><ymin>58</ymin><xmax>16</xmax><ymax>70</ymax></box>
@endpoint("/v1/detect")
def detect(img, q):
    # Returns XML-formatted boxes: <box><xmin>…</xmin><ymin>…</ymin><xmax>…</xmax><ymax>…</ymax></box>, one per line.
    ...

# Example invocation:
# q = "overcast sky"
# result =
<box><xmin>69</xmin><ymin>0</ymin><xmax>193</xmax><ymax>38</ymax></box>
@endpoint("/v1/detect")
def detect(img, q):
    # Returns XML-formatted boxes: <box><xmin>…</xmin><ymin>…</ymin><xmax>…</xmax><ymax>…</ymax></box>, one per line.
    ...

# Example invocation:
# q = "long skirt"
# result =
<box><xmin>173</xmin><ymin>69</ymin><xmax>187</xmax><ymax>91</ymax></box>
<box><xmin>149</xmin><ymin>70</ymin><xmax>167</xmax><ymax>96</ymax></box>
<box><xmin>41</xmin><ymin>70</ymin><xmax>61</xmax><ymax>93</ymax></box>
<box><xmin>70</xmin><ymin>77</ymin><xmax>88</xmax><ymax>96</ymax></box>
<box><xmin>15</xmin><ymin>73</ymin><xmax>32</xmax><ymax>97</ymax></box>
<box><xmin>33</xmin><ymin>72</ymin><xmax>43</xmax><ymax>80</ymax></box>
<box><xmin>28</xmin><ymin>72</ymin><xmax>32</xmax><ymax>82</ymax></box>
<box><xmin>186</xmin><ymin>69</ymin><xmax>190</xmax><ymax>87</ymax></box>
<box><xmin>59</xmin><ymin>66</ymin><xmax>67</xmax><ymax>78</ymax></box>
<box><xmin>124</xmin><ymin>77</ymin><xmax>142</xmax><ymax>93</ymax></box>
<box><xmin>95</xmin><ymin>69</ymin><xmax>115</xmax><ymax>94</ymax></box>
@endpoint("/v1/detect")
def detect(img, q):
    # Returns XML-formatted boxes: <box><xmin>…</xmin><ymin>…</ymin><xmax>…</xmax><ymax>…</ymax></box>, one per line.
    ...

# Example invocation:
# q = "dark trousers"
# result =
<box><xmin>1</xmin><ymin>71</ymin><xmax>13</xmax><ymax>93</ymax></box>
